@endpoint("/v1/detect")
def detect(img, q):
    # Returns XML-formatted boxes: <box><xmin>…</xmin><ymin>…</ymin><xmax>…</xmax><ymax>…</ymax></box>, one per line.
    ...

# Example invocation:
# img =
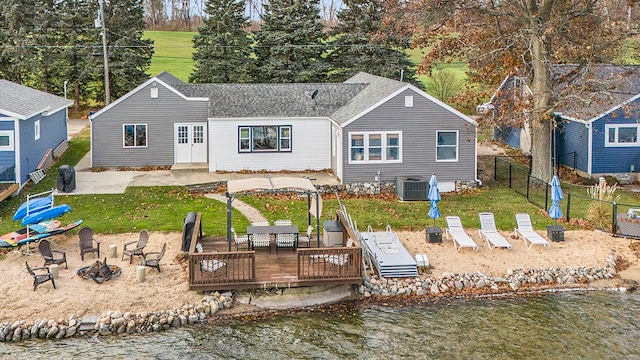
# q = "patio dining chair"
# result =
<box><xmin>274</xmin><ymin>219</ymin><xmax>292</xmax><ymax>226</ymax></box>
<box><xmin>232</xmin><ymin>227</ymin><xmax>249</xmax><ymax>250</ymax></box>
<box><xmin>297</xmin><ymin>225</ymin><xmax>314</xmax><ymax>248</ymax></box>
<box><xmin>276</xmin><ymin>233</ymin><xmax>296</xmax><ymax>253</ymax></box>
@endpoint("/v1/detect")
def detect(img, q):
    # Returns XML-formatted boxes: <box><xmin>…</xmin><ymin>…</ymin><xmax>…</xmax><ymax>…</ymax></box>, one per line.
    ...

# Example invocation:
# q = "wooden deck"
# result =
<box><xmin>188</xmin><ymin>213</ymin><xmax>363</xmax><ymax>291</ymax></box>
<box><xmin>0</xmin><ymin>183</ymin><xmax>19</xmax><ymax>203</ymax></box>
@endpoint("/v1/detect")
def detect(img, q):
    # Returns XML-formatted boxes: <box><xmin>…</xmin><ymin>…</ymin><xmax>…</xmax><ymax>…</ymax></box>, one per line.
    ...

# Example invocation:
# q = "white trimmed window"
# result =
<box><xmin>349</xmin><ymin>132</ymin><xmax>402</xmax><ymax>163</ymax></box>
<box><xmin>605</xmin><ymin>124</ymin><xmax>640</xmax><ymax>147</ymax></box>
<box><xmin>238</xmin><ymin>125</ymin><xmax>292</xmax><ymax>152</ymax></box>
<box><xmin>436</xmin><ymin>130</ymin><xmax>458</xmax><ymax>162</ymax></box>
<box><xmin>34</xmin><ymin>120</ymin><xmax>40</xmax><ymax>140</ymax></box>
<box><xmin>123</xmin><ymin>124</ymin><xmax>147</xmax><ymax>147</ymax></box>
<box><xmin>0</xmin><ymin>130</ymin><xmax>14</xmax><ymax>151</ymax></box>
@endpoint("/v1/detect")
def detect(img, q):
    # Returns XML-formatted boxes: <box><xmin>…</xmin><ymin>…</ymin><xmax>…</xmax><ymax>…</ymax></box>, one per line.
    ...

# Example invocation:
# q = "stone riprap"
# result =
<box><xmin>0</xmin><ymin>292</ymin><xmax>232</xmax><ymax>343</ymax></box>
<box><xmin>359</xmin><ymin>254</ymin><xmax>618</xmax><ymax>297</ymax></box>
<box><xmin>0</xmin><ymin>255</ymin><xmax>621</xmax><ymax>342</ymax></box>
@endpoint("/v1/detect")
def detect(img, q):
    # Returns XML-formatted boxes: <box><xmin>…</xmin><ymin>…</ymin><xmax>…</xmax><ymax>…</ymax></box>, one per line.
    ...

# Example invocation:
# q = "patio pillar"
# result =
<box><xmin>226</xmin><ymin>192</ymin><xmax>233</xmax><ymax>252</ymax></box>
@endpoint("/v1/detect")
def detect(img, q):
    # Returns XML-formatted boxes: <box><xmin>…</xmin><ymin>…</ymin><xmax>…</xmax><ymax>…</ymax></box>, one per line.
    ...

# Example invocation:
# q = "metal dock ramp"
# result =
<box><xmin>360</xmin><ymin>225</ymin><xmax>418</xmax><ymax>278</ymax></box>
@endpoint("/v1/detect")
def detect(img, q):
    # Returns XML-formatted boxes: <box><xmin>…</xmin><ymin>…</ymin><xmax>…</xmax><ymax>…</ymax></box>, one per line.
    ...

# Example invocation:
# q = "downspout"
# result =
<box><xmin>89</xmin><ymin>114</ymin><xmax>94</xmax><ymax>168</ymax></box>
<box><xmin>14</xmin><ymin>118</ymin><xmax>21</xmax><ymax>188</ymax></box>
<box><xmin>226</xmin><ymin>192</ymin><xmax>233</xmax><ymax>252</ymax></box>
<box><xmin>474</xmin><ymin>124</ymin><xmax>483</xmax><ymax>186</ymax></box>
<box><xmin>587</xmin><ymin>122</ymin><xmax>593</xmax><ymax>176</ymax></box>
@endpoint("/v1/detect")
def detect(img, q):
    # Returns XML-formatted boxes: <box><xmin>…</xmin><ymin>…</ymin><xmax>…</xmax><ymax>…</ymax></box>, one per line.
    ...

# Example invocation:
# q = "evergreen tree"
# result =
<box><xmin>326</xmin><ymin>0</ymin><xmax>418</xmax><ymax>86</ymax></box>
<box><xmin>57</xmin><ymin>0</ymin><xmax>101</xmax><ymax>110</ymax></box>
<box><xmin>104</xmin><ymin>0</ymin><xmax>153</xmax><ymax>100</ymax></box>
<box><xmin>0</xmin><ymin>0</ymin><xmax>39</xmax><ymax>84</ymax></box>
<box><xmin>34</xmin><ymin>0</ymin><xmax>65</xmax><ymax>94</ymax></box>
<box><xmin>190</xmin><ymin>0</ymin><xmax>255</xmax><ymax>83</ymax></box>
<box><xmin>253</xmin><ymin>0</ymin><xmax>328</xmax><ymax>83</ymax></box>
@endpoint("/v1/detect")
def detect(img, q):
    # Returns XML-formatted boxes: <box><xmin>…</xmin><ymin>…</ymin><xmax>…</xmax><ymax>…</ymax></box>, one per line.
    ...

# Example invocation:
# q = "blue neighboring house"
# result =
<box><xmin>0</xmin><ymin>80</ymin><xmax>72</xmax><ymax>194</ymax></box>
<box><xmin>480</xmin><ymin>65</ymin><xmax>640</xmax><ymax>179</ymax></box>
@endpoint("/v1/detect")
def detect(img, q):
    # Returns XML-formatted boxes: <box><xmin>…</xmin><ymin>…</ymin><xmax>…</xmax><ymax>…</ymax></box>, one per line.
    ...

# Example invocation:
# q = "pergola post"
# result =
<box><xmin>315</xmin><ymin>191</ymin><xmax>321</xmax><ymax>247</ymax></box>
<box><xmin>226</xmin><ymin>192</ymin><xmax>232</xmax><ymax>252</ymax></box>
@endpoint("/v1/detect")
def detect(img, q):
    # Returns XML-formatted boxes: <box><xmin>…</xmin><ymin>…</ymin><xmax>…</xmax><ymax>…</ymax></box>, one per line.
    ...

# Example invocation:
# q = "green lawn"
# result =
<box><xmin>3</xmin><ymin>132</ymin><xmax>640</xmax><ymax>237</ymax></box>
<box><xmin>145</xmin><ymin>31</ymin><xmax>197</xmax><ymax>82</ymax></box>
<box><xmin>144</xmin><ymin>30</ymin><xmax>468</xmax><ymax>91</ymax></box>
<box><xmin>405</xmin><ymin>46</ymin><xmax>469</xmax><ymax>86</ymax></box>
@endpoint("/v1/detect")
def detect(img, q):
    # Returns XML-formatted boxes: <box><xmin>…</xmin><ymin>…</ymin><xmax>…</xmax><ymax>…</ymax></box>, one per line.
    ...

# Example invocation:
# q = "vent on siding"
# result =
<box><xmin>396</xmin><ymin>176</ymin><xmax>428</xmax><ymax>201</ymax></box>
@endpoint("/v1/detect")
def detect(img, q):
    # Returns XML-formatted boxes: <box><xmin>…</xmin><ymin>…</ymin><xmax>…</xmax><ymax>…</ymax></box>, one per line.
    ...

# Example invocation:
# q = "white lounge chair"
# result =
<box><xmin>195</xmin><ymin>243</ymin><xmax>227</xmax><ymax>276</ymax></box>
<box><xmin>514</xmin><ymin>213</ymin><xmax>551</xmax><ymax>249</ymax></box>
<box><xmin>324</xmin><ymin>238</ymin><xmax>355</xmax><ymax>273</ymax></box>
<box><xmin>445</xmin><ymin>216</ymin><xmax>479</xmax><ymax>252</ymax></box>
<box><xmin>478</xmin><ymin>212</ymin><xmax>512</xmax><ymax>250</ymax></box>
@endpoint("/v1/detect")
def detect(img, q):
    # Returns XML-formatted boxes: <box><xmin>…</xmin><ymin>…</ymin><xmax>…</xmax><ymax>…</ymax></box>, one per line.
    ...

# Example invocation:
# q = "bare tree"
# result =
<box><xmin>144</xmin><ymin>0</ymin><xmax>167</xmax><ymax>29</ymax></box>
<box><xmin>401</xmin><ymin>0</ymin><xmax>640</xmax><ymax>181</ymax></box>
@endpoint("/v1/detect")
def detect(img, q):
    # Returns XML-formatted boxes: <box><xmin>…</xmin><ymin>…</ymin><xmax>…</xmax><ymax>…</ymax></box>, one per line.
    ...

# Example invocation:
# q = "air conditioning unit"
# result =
<box><xmin>396</xmin><ymin>176</ymin><xmax>429</xmax><ymax>201</ymax></box>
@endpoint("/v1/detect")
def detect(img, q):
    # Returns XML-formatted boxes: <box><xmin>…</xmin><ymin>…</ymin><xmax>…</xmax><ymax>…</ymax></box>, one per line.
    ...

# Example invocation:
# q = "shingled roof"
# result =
<box><xmin>332</xmin><ymin>72</ymin><xmax>407</xmax><ymax>124</ymax></box>
<box><xmin>156</xmin><ymin>72</ymin><xmax>408</xmax><ymax>120</ymax></box>
<box><xmin>155</xmin><ymin>71</ymin><xmax>187</xmax><ymax>87</ymax></box>
<box><xmin>552</xmin><ymin>64</ymin><xmax>640</xmax><ymax>120</ymax></box>
<box><xmin>0</xmin><ymin>80</ymin><xmax>72</xmax><ymax>120</ymax></box>
<box><xmin>184</xmin><ymin>82</ymin><xmax>367</xmax><ymax>118</ymax></box>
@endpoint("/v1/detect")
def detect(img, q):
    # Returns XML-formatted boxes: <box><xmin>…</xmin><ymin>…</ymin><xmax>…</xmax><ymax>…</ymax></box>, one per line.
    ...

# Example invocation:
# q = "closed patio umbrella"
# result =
<box><xmin>428</xmin><ymin>174</ymin><xmax>441</xmax><ymax>227</ymax></box>
<box><xmin>548</xmin><ymin>175</ymin><xmax>564</xmax><ymax>225</ymax></box>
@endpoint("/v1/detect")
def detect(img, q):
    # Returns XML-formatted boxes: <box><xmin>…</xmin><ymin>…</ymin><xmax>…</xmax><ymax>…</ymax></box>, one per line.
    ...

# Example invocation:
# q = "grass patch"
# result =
<box><xmin>144</xmin><ymin>30</ymin><xmax>469</xmax><ymax>93</ymax></box>
<box><xmin>6</xmin><ymin>127</ymin><xmax>640</xmax><ymax>238</ymax></box>
<box><xmin>239</xmin><ymin>186</ymin><xmax>561</xmax><ymax>232</ymax></box>
<box><xmin>145</xmin><ymin>31</ymin><xmax>197</xmax><ymax>82</ymax></box>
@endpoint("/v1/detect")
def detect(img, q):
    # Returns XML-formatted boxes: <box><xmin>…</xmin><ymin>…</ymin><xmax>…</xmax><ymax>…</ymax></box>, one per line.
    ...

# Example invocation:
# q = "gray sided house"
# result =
<box><xmin>482</xmin><ymin>65</ymin><xmax>640</xmax><ymax>180</ymax></box>
<box><xmin>0</xmin><ymin>80</ymin><xmax>72</xmax><ymax>191</ymax></box>
<box><xmin>90</xmin><ymin>72</ymin><xmax>477</xmax><ymax>191</ymax></box>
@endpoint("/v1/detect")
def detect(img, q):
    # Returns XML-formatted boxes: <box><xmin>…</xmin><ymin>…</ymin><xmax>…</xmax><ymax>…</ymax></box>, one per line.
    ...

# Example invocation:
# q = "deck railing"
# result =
<box><xmin>187</xmin><ymin>212</ymin><xmax>363</xmax><ymax>291</ymax></box>
<box><xmin>297</xmin><ymin>247</ymin><xmax>362</xmax><ymax>280</ymax></box>
<box><xmin>189</xmin><ymin>251</ymin><xmax>256</xmax><ymax>289</ymax></box>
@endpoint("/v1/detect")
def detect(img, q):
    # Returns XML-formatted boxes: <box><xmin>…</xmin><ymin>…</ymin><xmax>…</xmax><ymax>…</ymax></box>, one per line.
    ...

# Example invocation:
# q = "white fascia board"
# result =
<box><xmin>0</xmin><ymin>109</ymin><xmax>26</xmax><ymax>120</ymax></box>
<box><xmin>586</xmin><ymin>92</ymin><xmax>640</xmax><ymax>124</ymax></box>
<box><xmin>42</xmin><ymin>101</ymin><xmax>73</xmax><ymax>117</ymax></box>
<box><xmin>555</xmin><ymin>112</ymin><xmax>588</xmax><ymax>124</ymax></box>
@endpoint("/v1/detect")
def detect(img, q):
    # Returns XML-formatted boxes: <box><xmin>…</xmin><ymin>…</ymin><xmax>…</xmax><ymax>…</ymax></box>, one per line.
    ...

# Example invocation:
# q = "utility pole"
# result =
<box><xmin>98</xmin><ymin>0</ymin><xmax>110</xmax><ymax>105</ymax></box>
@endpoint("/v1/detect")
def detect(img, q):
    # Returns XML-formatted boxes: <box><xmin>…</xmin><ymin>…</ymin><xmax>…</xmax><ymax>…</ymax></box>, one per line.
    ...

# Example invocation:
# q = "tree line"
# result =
<box><xmin>0</xmin><ymin>0</ymin><xmax>419</xmax><ymax>110</ymax></box>
<box><xmin>142</xmin><ymin>0</ymin><xmax>343</xmax><ymax>31</ymax></box>
<box><xmin>0</xmin><ymin>0</ymin><xmax>152</xmax><ymax>111</ymax></box>
<box><xmin>190</xmin><ymin>0</ymin><xmax>417</xmax><ymax>86</ymax></box>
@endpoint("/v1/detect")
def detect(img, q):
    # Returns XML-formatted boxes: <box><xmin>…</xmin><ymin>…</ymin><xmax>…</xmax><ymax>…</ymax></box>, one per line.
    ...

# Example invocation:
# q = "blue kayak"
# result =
<box><xmin>12</xmin><ymin>195</ymin><xmax>53</xmax><ymax>221</ymax></box>
<box><xmin>21</xmin><ymin>204</ymin><xmax>72</xmax><ymax>226</ymax></box>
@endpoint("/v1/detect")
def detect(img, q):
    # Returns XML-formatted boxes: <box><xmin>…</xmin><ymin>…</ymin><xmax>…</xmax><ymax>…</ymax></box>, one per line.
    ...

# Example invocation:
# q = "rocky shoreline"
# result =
<box><xmin>0</xmin><ymin>254</ymin><xmax>629</xmax><ymax>343</ymax></box>
<box><xmin>360</xmin><ymin>253</ymin><xmax>620</xmax><ymax>297</ymax></box>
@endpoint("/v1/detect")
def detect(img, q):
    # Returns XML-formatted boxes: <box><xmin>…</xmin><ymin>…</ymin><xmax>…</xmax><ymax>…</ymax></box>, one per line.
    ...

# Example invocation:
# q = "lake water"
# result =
<box><xmin>2</xmin><ymin>291</ymin><xmax>639</xmax><ymax>359</ymax></box>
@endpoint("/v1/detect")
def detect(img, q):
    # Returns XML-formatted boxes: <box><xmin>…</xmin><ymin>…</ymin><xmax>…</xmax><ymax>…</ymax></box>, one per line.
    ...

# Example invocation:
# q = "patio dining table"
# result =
<box><xmin>246</xmin><ymin>225</ymin><xmax>299</xmax><ymax>251</ymax></box>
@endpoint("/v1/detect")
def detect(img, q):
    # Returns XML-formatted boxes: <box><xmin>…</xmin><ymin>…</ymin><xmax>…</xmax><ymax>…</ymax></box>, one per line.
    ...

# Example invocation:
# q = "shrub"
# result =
<box><xmin>586</xmin><ymin>178</ymin><xmax>620</xmax><ymax>230</ymax></box>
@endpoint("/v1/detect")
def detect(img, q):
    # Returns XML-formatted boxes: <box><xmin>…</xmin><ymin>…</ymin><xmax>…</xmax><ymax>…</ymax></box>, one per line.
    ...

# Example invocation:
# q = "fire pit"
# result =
<box><xmin>77</xmin><ymin>258</ymin><xmax>121</xmax><ymax>284</ymax></box>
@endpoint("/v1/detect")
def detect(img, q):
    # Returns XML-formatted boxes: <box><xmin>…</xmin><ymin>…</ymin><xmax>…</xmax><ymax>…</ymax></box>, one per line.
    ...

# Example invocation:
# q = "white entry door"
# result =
<box><xmin>175</xmin><ymin>123</ymin><xmax>207</xmax><ymax>163</ymax></box>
